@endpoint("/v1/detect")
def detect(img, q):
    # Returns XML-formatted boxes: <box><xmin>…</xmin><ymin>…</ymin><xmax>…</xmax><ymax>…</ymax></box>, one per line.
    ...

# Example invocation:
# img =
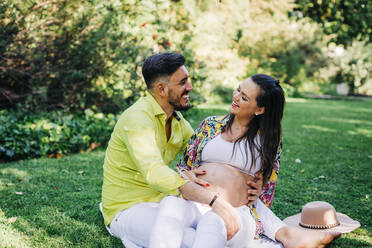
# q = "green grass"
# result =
<box><xmin>1</xmin><ymin>97</ymin><xmax>371</xmax><ymax>247</ymax></box>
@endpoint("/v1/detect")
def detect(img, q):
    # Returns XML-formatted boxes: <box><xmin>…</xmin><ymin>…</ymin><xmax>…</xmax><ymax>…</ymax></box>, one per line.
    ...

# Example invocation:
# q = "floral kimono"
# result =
<box><xmin>177</xmin><ymin>115</ymin><xmax>282</xmax><ymax>239</ymax></box>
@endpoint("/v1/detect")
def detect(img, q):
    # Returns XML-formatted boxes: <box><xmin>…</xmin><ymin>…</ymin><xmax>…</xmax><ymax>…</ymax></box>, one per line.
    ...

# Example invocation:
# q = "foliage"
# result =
<box><xmin>0</xmin><ymin>0</ymin><xmax>206</xmax><ymax>112</ymax></box>
<box><xmin>328</xmin><ymin>40</ymin><xmax>372</xmax><ymax>94</ymax></box>
<box><xmin>295</xmin><ymin>0</ymin><xmax>372</xmax><ymax>45</ymax></box>
<box><xmin>238</xmin><ymin>19</ymin><xmax>330</xmax><ymax>89</ymax></box>
<box><xmin>214</xmin><ymin>0</ymin><xmax>331</xmax><ymax>92</ymax></box>
<box><xmin>1</xmin><ymin>99</ymin><xmax>372</xmax><ymax>247</ymax></box>
<box><xmin>185</xmin><ymin>0</ymin><xmax>372</xmax><ymax>97</ymax></box>
<box><xmin>211</xmin><ymin>85</ymin><xmax>235</xmax><ymax>104</ymax></box>
<box><xmin>0</xmin><ymin>109</ymin><xmax>118</xmax><ymax>162</ymax></box>
<box><xmin>184</xmin><ymin>0</ymin><xmax>302</xmax><ymax>99</ymax></box>
<box><xmin>301</xmin><ymin>40</ymin><xmax>372</xmax><ymax>95</ymax></box>
<box><xmin>1</xmin><ymin>0</ymin><xmax>371</xmax><ymax>115</ymax></box>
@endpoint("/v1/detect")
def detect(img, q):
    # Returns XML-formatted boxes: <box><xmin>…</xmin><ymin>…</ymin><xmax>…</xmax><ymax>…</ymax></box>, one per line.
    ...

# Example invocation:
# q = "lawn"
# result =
<box><xmin>1</xmin><ymin>97</ymin><xmax>371</xmax><ymax>247</ymax></box>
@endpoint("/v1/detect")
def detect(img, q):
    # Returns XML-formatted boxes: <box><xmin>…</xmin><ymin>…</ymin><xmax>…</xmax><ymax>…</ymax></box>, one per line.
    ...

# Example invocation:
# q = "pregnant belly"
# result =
<box><xmin>197</xmin><ymin>163</ymin><xmax>254</xmax><ymax>207</ymax></box>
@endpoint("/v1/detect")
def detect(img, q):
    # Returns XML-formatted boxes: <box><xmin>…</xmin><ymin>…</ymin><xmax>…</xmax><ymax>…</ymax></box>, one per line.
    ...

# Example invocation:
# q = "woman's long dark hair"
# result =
<box><xmin>223</xmin><ymin>74</ymin><xmax>285</xmax><ymax>185</ymax></box>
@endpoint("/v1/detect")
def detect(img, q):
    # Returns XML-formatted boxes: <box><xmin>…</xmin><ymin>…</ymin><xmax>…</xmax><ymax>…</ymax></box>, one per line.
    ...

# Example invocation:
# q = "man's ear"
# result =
<box><xmin>154</xmin><ymin>82</ymin><xmax>168</xmax><ymax>97</ymax></box>
<box><xmin>255</xmin><ymin>106</ymin><xmax>265</xmax><ymax>115</ymax></box>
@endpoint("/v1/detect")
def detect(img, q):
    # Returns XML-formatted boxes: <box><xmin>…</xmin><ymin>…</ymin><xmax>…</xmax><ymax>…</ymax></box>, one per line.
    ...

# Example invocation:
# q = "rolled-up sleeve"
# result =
<box><xmin>121</xmin><ymin>116</ymin><xmax>187</xmax><ymax>194</ymax></box>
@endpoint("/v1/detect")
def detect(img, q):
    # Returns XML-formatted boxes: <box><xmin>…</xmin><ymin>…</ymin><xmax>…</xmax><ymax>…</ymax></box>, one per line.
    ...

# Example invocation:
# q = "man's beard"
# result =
<box><xmin>172</xmin><ymin>102</ymin><xmax>192</xmax><ymax>111</ymax></box>
<box><xmin>168</xmin><ymin>90</ymin><xmax>192</xmax><ymax>111</ymax></box>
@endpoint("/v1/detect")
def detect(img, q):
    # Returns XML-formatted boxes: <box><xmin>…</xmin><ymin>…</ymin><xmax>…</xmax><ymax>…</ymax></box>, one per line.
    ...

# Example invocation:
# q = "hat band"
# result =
<box><xmin>299</xmin><ymin>221</ymin><xmax>340</xmax><ymax>229</ymax></box>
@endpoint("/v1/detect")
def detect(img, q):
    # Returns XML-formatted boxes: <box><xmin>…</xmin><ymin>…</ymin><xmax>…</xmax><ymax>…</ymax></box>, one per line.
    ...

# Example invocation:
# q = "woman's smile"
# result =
<box><xmin>231</xmin><ymin>101</ymin><xmax>239</xmax><ymax>108</ymax></box>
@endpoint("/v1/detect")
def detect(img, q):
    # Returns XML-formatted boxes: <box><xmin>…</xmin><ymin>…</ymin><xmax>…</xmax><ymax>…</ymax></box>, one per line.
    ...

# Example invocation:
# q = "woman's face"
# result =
<box><xmin>229</xmin><ymin>78</ymin><xmax>263</xmax><ymax>119</ymax></box>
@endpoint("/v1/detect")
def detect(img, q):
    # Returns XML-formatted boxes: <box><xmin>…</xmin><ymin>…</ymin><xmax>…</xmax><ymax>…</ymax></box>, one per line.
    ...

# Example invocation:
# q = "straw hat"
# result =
<box><xmin>283</xmin><ymin>201</ymin><xmax>360</xmax><ymax>233</ymax></box>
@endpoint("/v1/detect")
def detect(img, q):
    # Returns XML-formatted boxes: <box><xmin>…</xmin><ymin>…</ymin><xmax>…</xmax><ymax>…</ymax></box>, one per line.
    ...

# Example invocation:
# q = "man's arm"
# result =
<box><xmin>179</xmin><ymin>181</ymin><xmax>240</xmax><ymax>240</ymax></box>
<box><xmin>121</xmin><ymin>115</ymin><xmax>187</xmax><ymax>194</ymax></box>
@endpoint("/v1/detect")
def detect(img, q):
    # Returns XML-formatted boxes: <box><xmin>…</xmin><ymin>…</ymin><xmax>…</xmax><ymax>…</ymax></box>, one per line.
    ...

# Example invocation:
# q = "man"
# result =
<box><xmin>101</xmin><ymin>53</ymin><xmax>240</xmax><ymax>247</ymax></box>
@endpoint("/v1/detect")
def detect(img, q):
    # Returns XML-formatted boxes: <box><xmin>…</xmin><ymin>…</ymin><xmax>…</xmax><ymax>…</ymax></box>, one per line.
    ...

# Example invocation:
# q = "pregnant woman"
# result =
<box><xmin>149</xmin><ymin>74</ymin><xmax>339</xmax><ymax>248</ymax></box>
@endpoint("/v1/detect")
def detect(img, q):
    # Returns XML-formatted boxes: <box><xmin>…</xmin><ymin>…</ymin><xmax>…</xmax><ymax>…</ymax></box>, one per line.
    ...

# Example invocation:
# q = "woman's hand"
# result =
<box><xmin>246</xmin><ymin>172</ymin><xmax>263</xmax><ymax>207</ymax></box>
<box><xmin>180</xmin><ymin>168</ymin><xmax>210</xmax><ymax>187</ymax></box>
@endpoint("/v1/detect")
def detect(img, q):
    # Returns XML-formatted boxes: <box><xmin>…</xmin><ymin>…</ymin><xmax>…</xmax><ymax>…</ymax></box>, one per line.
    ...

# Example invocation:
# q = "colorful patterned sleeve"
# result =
<box><xmin>259</xmin><ymin>137</ymin><xmax>283</xmax><ymax>208</ymax></box>
<box><xmin>177</xmin><ymin>116</ymin><xmax>211</xmax><ymax>171</ymax></box>
<box><xmin>177</xmin><ymin>133</ymin><xmax>196</xmax><ymax>171</ymax></box>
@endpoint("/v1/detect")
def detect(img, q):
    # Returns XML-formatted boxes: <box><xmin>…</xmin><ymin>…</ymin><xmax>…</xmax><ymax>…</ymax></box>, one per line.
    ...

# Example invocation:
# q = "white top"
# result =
<box><xmin>200</xmin><ymin>134</ymin><xmax>262</xmax><ymax>176</ymax></box>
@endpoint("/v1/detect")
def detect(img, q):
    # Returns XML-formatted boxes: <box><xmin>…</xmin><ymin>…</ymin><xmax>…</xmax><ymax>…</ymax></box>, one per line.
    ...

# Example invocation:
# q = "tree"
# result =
<box><xmin>295</xmin><ymin>0</ymin><xmax>372</xmax><ymax>45</ymax></box>
<box><xmin>0</xmin><ymin>0</ymin><xmax>205</xmax><ymax>112</ymax></box>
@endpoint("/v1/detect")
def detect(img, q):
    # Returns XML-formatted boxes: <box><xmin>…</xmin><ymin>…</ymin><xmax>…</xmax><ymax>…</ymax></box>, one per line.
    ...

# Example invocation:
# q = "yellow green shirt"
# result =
<box><xmin>101</xmin><ymin>94</ymin><xmax>193</xmax><ymax>226</ymax></box>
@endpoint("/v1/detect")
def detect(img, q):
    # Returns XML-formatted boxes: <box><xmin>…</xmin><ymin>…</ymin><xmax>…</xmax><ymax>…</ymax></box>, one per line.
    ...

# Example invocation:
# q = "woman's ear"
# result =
<box><xmin>255</xmin><ymin>107</ymin><xmax>265</xmax><ymax>116</ymax></box>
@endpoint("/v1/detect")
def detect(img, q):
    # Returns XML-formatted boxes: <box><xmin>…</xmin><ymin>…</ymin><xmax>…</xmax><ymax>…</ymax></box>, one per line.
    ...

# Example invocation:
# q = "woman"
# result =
<box><xmin>149</xmin><ymin>74</ymin><xmax>339</xmax><ymax>248</ymax></box>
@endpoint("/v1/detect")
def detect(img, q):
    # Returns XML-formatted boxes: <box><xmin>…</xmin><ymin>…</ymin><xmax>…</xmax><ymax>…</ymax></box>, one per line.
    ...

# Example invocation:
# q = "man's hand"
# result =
<box><xmin>246</xmin><ymin>172</ymin><xmax>263</xmax><ymax>207</ymax></box>
<box><xmin>212</xmin><ymin>196</ymin><xmax>241</xmax><ymax>240</ymax></box>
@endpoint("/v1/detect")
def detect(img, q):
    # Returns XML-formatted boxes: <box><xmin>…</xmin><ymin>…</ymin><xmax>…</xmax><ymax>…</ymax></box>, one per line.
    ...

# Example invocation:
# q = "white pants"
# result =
<box><xmin>150</xmin><ymin>196</ymin><xmax>285</xmax><ymax>248</ymax></box>
<box><xmin>100</xmin><ymin>198</ymin><xmax>285</xmax><ymax>248</ymax></box>
<box><xmin>103</xmin><ymin>201</ymin><xmax>198</xmax><ymax>248</ymax></box>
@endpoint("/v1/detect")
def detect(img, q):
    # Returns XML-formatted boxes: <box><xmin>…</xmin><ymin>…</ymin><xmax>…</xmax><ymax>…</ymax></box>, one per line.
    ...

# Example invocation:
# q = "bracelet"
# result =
<box><xmin>209</xmin><ymin>194</ymin><xmax>218</xmax><ymax>207</ymax></box>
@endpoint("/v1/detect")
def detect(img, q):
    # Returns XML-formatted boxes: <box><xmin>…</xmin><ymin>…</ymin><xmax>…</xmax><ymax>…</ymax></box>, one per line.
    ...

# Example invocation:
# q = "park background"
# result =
<box><xmin>0</xmin><ymin>0</ymin><xmax>371</xmax><ymax>247</ymax></box>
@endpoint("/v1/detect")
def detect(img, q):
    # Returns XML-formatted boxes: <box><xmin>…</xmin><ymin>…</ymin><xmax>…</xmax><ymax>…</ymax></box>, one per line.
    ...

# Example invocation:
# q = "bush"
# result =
<box><xmin>0</xmin><ymin>109</ymin><xmax>118</xmax><ymax>162</ymax></box>
<box><xmin>327</xmin><ymin>40</ymin><xmax>372</xmax><ymax>94</ymax></box>
<box><xmin>0</xmin><ymin>0</ymin><xmax>206</xmax><ymax>113</ymax></box>
<box><xmin>186</xmin><ymin>0</ymin><xmax>335</xmax><ymax>97</ymax></box>
<box><xmin>237</xmin><ymin>18</ymin><xmax>330</xmax><ymax>91</ymax></box>
<box><xmin>184</xmin><ymin>0</ymin><xmax>302</xmax><ymax>99</ymax></box>
<box><xmin>212</xmin><ymin>85</ymin><xmax>234</xmax><ymax>104</ymax></box>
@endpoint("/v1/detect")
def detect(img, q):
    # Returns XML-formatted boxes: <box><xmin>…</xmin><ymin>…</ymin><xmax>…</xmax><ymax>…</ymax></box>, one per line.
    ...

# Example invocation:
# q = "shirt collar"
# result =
<box><xmin>145</xmin><ymin>93</ymin><xmax>181</xmax><ymax>122</ymax></box>
<box><xmin>173</xmin><ymin>111</ymin><xmax>181</xmax><ymax>121</ymax></box>
<box><xmin>145</xmin><ymin>93</ymin><xmax>165</xmax><ymax>117</ymax></box>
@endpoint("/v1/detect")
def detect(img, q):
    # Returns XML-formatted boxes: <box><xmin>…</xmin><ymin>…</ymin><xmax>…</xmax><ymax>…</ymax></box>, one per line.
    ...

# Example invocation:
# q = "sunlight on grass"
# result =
<box><xmin>286</xmin><ymin>97</ymin><xmax>308</xmax><ymax>103</ymax></box>
<box><xmin>347</xmin><ymin>128</ymin><xmax>372</xmax><ymax>138</ymax></box>
<box><xmin>1</xmin><ymin>168</ymin><xmax>28</xmax><ymax>178</ymax></box>
<box><xmin>0</xmin><ymin>204</ymin><xmax>113</xmax><ymax>248</ymax></box>
<box><xmin>320</xmin><ymin>117</ymin><xmax>372</xmax><ymax>126</ymax></box>
<box><xmin>335</xmin><ymin>229</ymin><xmax>372</xmax><ymax>247</ymax></box>
<box><xmin>351</xmin><ymin>107</ymin><xmax>372</xmax><ymax>113</ymax></box>
<box><xmin>0</xmin><ymin>215</ymin><xmax>31</xmax><ymax>248</ymax></box>
<box><xmin>354</xmin><ymin>128</ymin><xmax>372</xmax><ymax>137</ymax></box>
<box><xmin>302</xmin><ymin>124</ymin><xmax>337</xmax><ymax>133</ymax></box>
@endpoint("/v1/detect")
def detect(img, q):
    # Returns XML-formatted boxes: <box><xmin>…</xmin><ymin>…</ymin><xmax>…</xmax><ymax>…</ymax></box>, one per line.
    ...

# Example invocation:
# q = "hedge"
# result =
<box><xmin>0</xmin><ymin>109</ymin><xmax>118</xmax><ymax>162</ymax></box>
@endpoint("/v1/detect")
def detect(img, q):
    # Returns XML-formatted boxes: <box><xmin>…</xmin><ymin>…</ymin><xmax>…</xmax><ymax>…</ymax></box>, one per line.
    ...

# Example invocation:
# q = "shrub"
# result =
<box><xmin>237</xmin><ymin>18</ymin><xmax>330</xmax><ymax>90</ymax></box>
<box><xmin>0</xmin><ymin>0</ymin><xmax>206</xmax><ymax>113</ymax></box>
<box><xmin>328</xmin><ymin>40</ymin><xmax>372</xmax><ymax>94</ymax></box>
<box><xmin>0</xmin><ymin>109</ymin><xmax>118</xmax><ymax>162</ymax></box>
<box><xmin>186</xmin><ymin>0</ymin><xmax>334</xmax><ymax>98</ymax></box>
<box><xmin>212</xmin><ymin>85</ymin><xmax>234</xmax><ymax>104</ymax></box>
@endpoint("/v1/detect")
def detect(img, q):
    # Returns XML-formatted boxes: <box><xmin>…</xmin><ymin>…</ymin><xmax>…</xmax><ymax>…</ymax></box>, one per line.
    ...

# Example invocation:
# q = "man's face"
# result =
<box><xmin>166</xmin><ymin>65</ymin><xmax>193</xmax><ymax>111</ymax></box>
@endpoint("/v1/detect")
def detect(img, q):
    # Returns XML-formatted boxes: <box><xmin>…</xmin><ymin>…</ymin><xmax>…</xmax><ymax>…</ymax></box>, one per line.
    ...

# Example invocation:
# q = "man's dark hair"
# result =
<box><xmin>142</xmin><ymin>52</ymin><xmax>185</xmax><ymax>90</ymax></box>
